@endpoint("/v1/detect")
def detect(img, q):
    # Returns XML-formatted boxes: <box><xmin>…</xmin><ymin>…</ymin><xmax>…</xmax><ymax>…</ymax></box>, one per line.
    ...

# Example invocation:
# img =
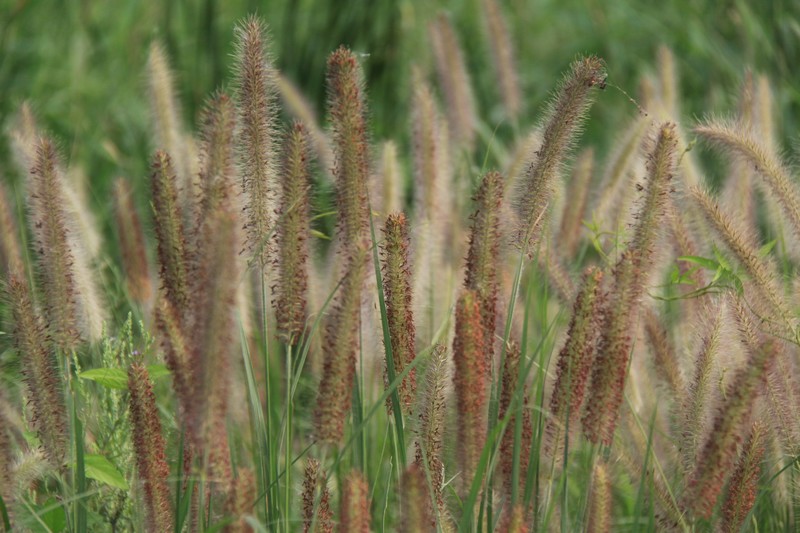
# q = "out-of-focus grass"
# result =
<box><xmin>2</xmin><ymin>0</ymin><xmax>799</xmax><ymax>196</ymax></box>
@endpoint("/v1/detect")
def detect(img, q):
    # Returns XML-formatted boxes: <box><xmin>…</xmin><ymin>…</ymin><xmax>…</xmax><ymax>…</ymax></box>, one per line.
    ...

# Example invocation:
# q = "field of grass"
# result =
<box><xmin>2</xmin><ymin>1</ymin><xmax>800</xmax><ymax>532</ymax></box>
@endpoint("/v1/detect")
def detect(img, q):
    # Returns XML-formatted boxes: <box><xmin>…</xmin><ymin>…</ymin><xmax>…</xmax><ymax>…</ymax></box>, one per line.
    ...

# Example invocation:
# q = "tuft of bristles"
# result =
<box><xmin>128</xmin><ymin>362</ymin><xmax>173</xmax><ymax>533</ymax></box>
<box><xmin>275</xmin><ymin>121</ymin><xmax>312</xmax><ymax>345</ymax></box>
<box><xmin>234</xmin><ymin>17</ymin><xmax>279</xmax><ymax>270</ymax></box>
<box><xmin>381</xmin><ymin>212</ymin><xmax>417</xmax><ymax>414</ymax></box>
<box><xmin>513</xmin><ymin>56</ymin><xmax>605</xmax><ymax>256</ymax></box>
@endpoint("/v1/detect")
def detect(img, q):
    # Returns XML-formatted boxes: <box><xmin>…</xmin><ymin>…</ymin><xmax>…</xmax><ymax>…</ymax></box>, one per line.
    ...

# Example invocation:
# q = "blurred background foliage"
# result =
<box><xmin>1</xmin><ymin>0</ymin><xmax>800</xmax><ymax>207</ymax></box>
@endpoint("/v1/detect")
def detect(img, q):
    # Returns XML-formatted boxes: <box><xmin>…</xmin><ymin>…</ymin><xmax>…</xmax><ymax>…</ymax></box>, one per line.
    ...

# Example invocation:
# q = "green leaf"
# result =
<box><xmin>79</xmin><ymin>365</ymin><xmax>171</xmax><ymax>390</ymax></box>
<box><xmin>758</xmin><ymin>239</ymin><xmax>777</xmax><ymax>258</ymax></box>
<box><xmin>84</xmin><ymin>454</ymin><xmax>129</xmax><ymax>490</ymax></box>
<box><xmin>310</xmin><ymin>229</ymin><xmax>331</xmax><ymax>240</ymax></box>
<box><xmin>677</xmin><ymin>255</ymin><xmax>719</xmax><ymax>271</ymax></box>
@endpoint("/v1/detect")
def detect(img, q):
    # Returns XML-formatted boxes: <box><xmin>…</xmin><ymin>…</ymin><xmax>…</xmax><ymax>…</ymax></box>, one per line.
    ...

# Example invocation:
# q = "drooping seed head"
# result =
<box><xmin>513</xmin><ymin>56</ymin><xmax>605</xmax><ymax>255</ymax></box>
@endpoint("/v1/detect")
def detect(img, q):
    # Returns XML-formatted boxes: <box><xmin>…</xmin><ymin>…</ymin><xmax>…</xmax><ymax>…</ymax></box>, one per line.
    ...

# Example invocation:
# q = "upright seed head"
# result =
<box><xmin>481</xmin><ymin>0</ymin><xmax>522</xmax><ymax>117</ymax></box>
<box><xmin>302</xmin><ymin>458</ymin><xmax>334</xmax><ymax>533</ymax></box>
<box><xmin>464</xmin><ymin>170</ymin><xmax>505</xmax><ymax>363</ymax></box>
<box><xmin>410</xmin><ymin>67</ymin><xmax>447</xmax><ymax>224</ymax></box>
<box><xmin>339</xmin><ymin>471</ymin><xmax>370</xmax><ymax>533</ymax></box>
<box><xmin>381</xmin><ymin>212</ymin><xmax>417</xmax><ymax>414</ymax></box>
<box><xmin>150</xmin><ymin>150</ymin><xmax>190</xmax><ymax>315</ymax></box>
<box><xmin>327</xmin><ymin>46</ymin><xmax>371</xmax><ymax>251</ymax></box>
<box><xmin>453</xmin><ymin>290</ymin><xmax>488</xmax><ymax>493</ymax></box>
<box><xmin>399</xmin><ymin>464</ymin><xmax>433</xmax><ymax>533</ymax></box>
<box><xmin>27</xmin><ymin>138</ymin><xmax>80</xmax><ymax>351</ymax></box>
<box><xmin>587</xmin><ymin>460</ymin><xmax>612</xmax><ymax>533</ymax></box>
<box><xmin>377</xmin><ymin>141</ymin><xmax>403</xmax><ymax>216</ymax></box>
<box><xmin>155</xmin><ymin>298</ymin><xmax>192</xmax><ymax>423</ymax></box>
<box><xmin>198</xmin><ymin>91</ymin><xmax>238</xmax><ymax>222</ymax></box>
<box><xmin>113</xmin><ymin>178</ymin><xmax>152</xmax><ymax>304</ymax></box>
<box><xmin>313</xmin><ymin>251</ymin><xmax>368</xmax><ymax>444</ymax></box>
<box><xmin>0</xmin><ymin>182</ymin><xmax>23</xmax><ymax>277</ymax></box>
<box><xmin>128</xmin><ymin>362</ymin><xmax>173</xmax><ymax>532</ymax></box>
<box><xmin>428</xmin><ymin>13</ymin><xmax>477</xmax><ymax>150</ymax></box>
<box><xmin>225</xmin><ymin>467</ymin><xmax>255</xmax><ymax>533</ymax></box>
<box><xmin>685</xmin><ymin>339</ymin><xmax>775</xmax><ymax>519</ymax></box>
<box><xmin>582</xmin><ymin>123</ymin><xmax>678</xmax><ymax>446</ymax></box>
<box><xmin>499</xmin><ymin>504</ymin><xmax>529</xmax><ymax>533</ymax></box>
<box><xmin>558</xmin><ymin>148</ymin><xmax>594</xmax><ymax>257</ymax></box>
<box><xmin>498</xmin><ymin>341</ymin><xmax>532</xmax><ymax>501</ymax></box>
<box><xmin>546</xmin><ymin>266</ymin><xmax>604</xmax><ymax>456</ymax></box>
<box><xmin>0</xmin><ymin>391</ymin><xmax>13</xmax><ymax>512</ymax></box>
<box><xmin>513</xmin><ymin>56</ymin><xmax>605</xmax><ymax>255</ymax></box>
<box><xmin>7</xmin><ymin>275</ymin><xmax>66</xmax><ymax>466</ymax></box>
<box><xmin>721</xmin><ymin>422</ymin><xmax>766</xmax><ymax>533</ymax></box>
<box><xmin>414</xmin><ymin>343</ymin><xmax>448</xmax><ymax>511</ymax></box>
<box><xmin>234</xmin><ymin>16</ymin><xmax>279</xmax><ymax>270</ymax></box>
<box><xmin>642</xmin><ymin>308</ymin><xmax>684</xmax><ymax>396</ymax></box>
<box><xmin>275</xmin><ymin>121</ymin><xmax>312</xmax><ymax>345</ymax></box>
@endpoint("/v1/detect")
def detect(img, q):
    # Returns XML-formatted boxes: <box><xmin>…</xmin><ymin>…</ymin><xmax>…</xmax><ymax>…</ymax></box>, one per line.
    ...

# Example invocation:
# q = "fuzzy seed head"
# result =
<box><xmin>513</xmin><ymin>56</ymin><xmax>605</xmax><ymax>255</ymax></box>
<box><xmin>198</xmin><ymin>91</ymin><xmax>238</xmax><ymax>221</ymax></box>
<box><xmin>721</xmin><ymin>423</ymin><xmax>766</xmax><ymax>533</ymax></box>
<box><xmin>27</xmin><ymin>138</ymin><xmax>80</xmax><ymax>350</ymax></box>
<box><xmin>381</xmin><ymin>212</ymin><xmax>417</xmax><ymax>414</ymax></box>
<box><xmin>587</xmin><ymin>460</ymin><xmax>612</xmax><ymax>533</ymax></box>
<box><xmin>327</xmin><ymin>46</ymin><xmax>371</xmax><ymax>250</ymax></box>
<box><xmin>275</xmin><ymin>121</ymin><xmax>312</xmax><ymax>345</ymax></box>
<box><xmin>453</xmin><ymin>290</ymin><xmax>489</xmax><ymax>493</ymax></box>
<box><xmin>498</xmin><ymin>341</ymin><xmax>532</xmax><ymax>501</ymax></box>
<box><xmin>234</xmin><ymin>16</ymin><xmax>279</xmax><ymax>269</ymax></box>
<box><xmin>399</xmin><ymin>464</ymin><xmax>433</xmax><ymax>533</ymax></box>
<box><xmin>7</xmin><ymin>275</ymin><xmax>67</xmax><ymax>466</ymax></box>
<box><xmin>0</xmin><ymin>182</ymin><xmax>23</xmax><ymax>277</ymax></box>
<box><xmin>113</xmin><ymin>178</ymin><xmax>152</xmax><ymax>304</ymax></box>
<box><xmin>414</xmin><ymin>343</ymin><xmax>448</xmax><ymax>510</ymax></box>
<box><xmin>302</xmin><ymin>458</ymin><xmax>334</xmax><ymax>533</ymax></box>
<box><xmin>128</xmin><ymin>362</ymin><xmax>173</xmax><ymax>532</ymax></box>
<box><xmin>340</xmin><ymin>471</ymin><xmax>370</xmax><ymax>533</ymax></box>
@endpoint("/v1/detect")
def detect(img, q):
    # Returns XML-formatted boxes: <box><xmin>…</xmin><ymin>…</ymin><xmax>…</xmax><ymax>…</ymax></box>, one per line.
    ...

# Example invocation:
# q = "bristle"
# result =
<box><xmin>275</xmin><ymin>121</ymin><xmax>312</xmax><ymax>345</ymax></box>
<box><xmin>339</xmin><ymin>471</ymin><xmax>370</xmax><ymax>533</ymax></box>
<box><xmin>301</xmin><ymin>458</ymin><xmax>333</xmax><ymax>533</ymax></box>
<box><xmin>721</xmin><ymin>422</ymin><xmax>766</xmax><ymax>533</ymax></box>
<box><xmin>558</xmin><ymin>148</ymin><xmax>594</xmax><ymax>257</ymax></box>
<box><xmin>150</xmin><ymin>150</ymin><xmax>191</xmax><ymax>316</ymax></box>
<box><xmin>428</xmin><ymin>13</ymin><xmax>477</xmax><ymax>150</ymax></box>
<box><xmin>113</xmin><ymin>178</ymin><xmax>152</xmax><ymax>304</ymax></box>
<box><xmin>587</xmin><ymin>460</ymin><xmax>612</xmax><ymax>533</ymax></box>
<box><xmin>684</xmin><ymin>339</ymin><xmax>775</xmax><ymax>518</ymax></box>
<box><xmin>381</xmin><ymin>212</ymin><xmax>417</xmax><ymax>414</ymax></box>
<box><xmin>128</xmin><ymin>362</ymin><xmax>173</xmax><ymax>532</ymax></box>
<box><xmin>0</xmin><ymin>182</ymin><xmax>23</xmax><ymax>277</ymax></box>
<box><xmin>464</xmin><ymin>171</ymin><xmax>505</xmax><ymax>363</ymax></box>
<box><xmin>414</xmin><ymin>343</ymin><xmax>448</xmax><ymax>513</ymax></box>
<box><xmin>695</xmin><ymin>119</ymin><xmax>800</xmax><ymax>248</ymax></box>
<box><xmin>453</xmin><ymin>290</ymin><xmax>488</xmax><ymax>494</ymax></box>
<box><xmin>146</xmin><ymin>42</ymin><xmax>195</xmax><ymax>213</ymax></box>
<box><xmin>399</xmin><ymin>464</ymin><xmax>433</xmax><ymax>532</ymax></box>
<box><xmin>234</xmin><ymin>17</ymin><xmax>279</xmax><ymax>270</ymax></box>
<box><xmin>27</xmin><ymin>138</ymin><xmax>80</xmax><ymax>351</ymax></box>
<box><xmin>498</xmin><ymin>341</ymin><xmax>532</xmax><ymax>501</ymax></box>
<box><xmin>546</xmin><ymin>266</ymin><xmax>604</xmax><ymax>456</ymax></box>
<box><xmin>481</xmin><ymin>0</ymin><xmax>522</xmax><ymax>117</ymax></box>
<box><xmin>514</xmin><ymin>56</ymin><xmax>605</xmax><ymax>256</ymax></box>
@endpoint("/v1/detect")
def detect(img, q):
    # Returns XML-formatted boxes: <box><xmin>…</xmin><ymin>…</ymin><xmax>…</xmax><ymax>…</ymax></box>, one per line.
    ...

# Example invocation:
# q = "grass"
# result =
<box><xmin>2</xmin><ymin>1</ymin><xmax>800</xmax><ymax>532</ymax></box>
